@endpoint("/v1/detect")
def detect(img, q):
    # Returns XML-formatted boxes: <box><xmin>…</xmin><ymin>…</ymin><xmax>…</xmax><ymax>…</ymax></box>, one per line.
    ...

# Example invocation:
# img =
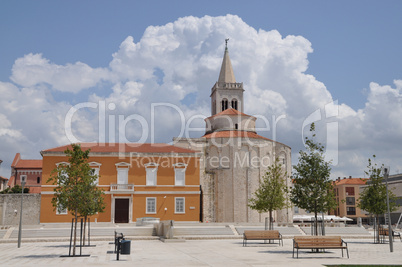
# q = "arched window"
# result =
<box><xmin>231</xmin><ymin>99</ymin><xmax>238</xmax><ymax>110</ymax></box>
<box><xmin>221</xmin><ymin>99</ymin><xmax>228</xmax><ymax>111</ymax></box>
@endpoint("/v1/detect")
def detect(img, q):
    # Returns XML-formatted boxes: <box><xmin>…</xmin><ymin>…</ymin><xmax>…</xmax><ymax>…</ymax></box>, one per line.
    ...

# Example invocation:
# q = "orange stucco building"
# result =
<box><xmin>40</xmin><ymin>143</ymin><xmax>201</xmax><ymax>223</ymax></box>
<box><xmin>331</xmin><ymin>176</ymin><xmax>368</xmax><ymax>223</ymax></box>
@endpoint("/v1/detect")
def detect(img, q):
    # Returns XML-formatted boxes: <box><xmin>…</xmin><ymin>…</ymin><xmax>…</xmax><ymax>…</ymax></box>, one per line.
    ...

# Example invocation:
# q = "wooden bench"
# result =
<box><xmin>243</xmin><ymin>230</ymin><xmax>283</xmax><ymax>247</ymax></box>
<box><xmin>292</xmin><ymin>236</ymin><xmax>349</xmax><ymax>259</ymax></box>
<box><xmin>379</xmin><ymin>228</ymin><xmax>402</xmax><ymax>243</ymax></box>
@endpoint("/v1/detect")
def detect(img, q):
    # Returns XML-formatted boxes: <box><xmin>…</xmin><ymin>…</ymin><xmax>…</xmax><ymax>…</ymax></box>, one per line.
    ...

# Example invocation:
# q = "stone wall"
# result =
<box><xmin>173</xmin><ymin>136</ymin><xmax>293</xmax><ymax>223</ymax></box>
<box><xmin>0</xmin><ymin>194</ymin><xmax>41</xmax><ymax>225</ymax></box>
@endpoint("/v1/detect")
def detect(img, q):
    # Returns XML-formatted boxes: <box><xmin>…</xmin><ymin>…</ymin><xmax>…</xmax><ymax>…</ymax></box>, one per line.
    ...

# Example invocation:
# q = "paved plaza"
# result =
<box><xmin>0</xmin><ymin>237</ymin><xmax>401</xmax><ymax>266</ymax></box>
<box><xmin>1</xmin><ymin>223</ymin><xmax>401</xmax><ymax>266</ymax></box>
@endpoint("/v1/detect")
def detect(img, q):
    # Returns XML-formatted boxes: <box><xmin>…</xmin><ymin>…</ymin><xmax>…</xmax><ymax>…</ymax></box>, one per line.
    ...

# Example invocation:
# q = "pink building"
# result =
<box><xmin>9</xmin><ymin>153</ymin><xmax>42</xmax><ymax>193</ymax></box>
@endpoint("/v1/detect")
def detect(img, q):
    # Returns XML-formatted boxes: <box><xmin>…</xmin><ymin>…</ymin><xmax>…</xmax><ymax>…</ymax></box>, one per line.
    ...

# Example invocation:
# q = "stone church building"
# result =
<box><xmin>174</xmin><ymin>43</ymin><xmax>292</xmax><ymax>223</ymax></box>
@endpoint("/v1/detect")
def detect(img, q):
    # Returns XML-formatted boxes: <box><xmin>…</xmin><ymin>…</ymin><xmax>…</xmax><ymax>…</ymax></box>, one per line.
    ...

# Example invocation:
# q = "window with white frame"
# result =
<box><xmin>56</xmin><ymin>202</ymin><xmax>68</xmax><ymax>215</ymax></box>
<box><xmin>174</xmin><ymin>163</ymin><xmax>187</xmax><ymax>186</ymax></box>
<box><xmin>294</xmin><ymin>206</ymin><xmax>299</xmax><ymax>214</ymax></box>
<box><xmin>56</xmin><ymin>162</ymin><xmax>69</xmax><ymax>185</ymax></box>
<box><xmin>175</xmin><ymin>197</ymin><xmax>185</xmax><ymax>214</ymax></box>
<box><xmin>116</xmin><ymin>162</ymin><xmax>130</xmax><ymax>184</ymax></box>
<box><xmin>146</xmin><ymin>197</ymin><xmax>156</xmax><ymax>214</ymax></box>
<box><xmin>89</xmin><ymin>162</ymin><xmax>101</xmax><ymax>185</ymax></box>
<box><xmin>145</xmin><ymin>163</ymin><xmax>158</xmax><ymax>186</ymax></box>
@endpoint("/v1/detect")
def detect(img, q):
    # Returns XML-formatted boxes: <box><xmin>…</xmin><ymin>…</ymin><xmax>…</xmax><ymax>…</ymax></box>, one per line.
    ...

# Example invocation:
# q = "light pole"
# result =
<box><xmin>383</xmin><ymin>167</ymin><xmax>393</xmax><ymax>252</ymax></box>
<box><xmin>17</xmin><ymin>175</ymin><xmax>26</xmax><ymax>248</ymax></box>
<box><xmin>0</xmin><ymin>160</ymin><xmax>3</xmax><ymax>190</ymax></box>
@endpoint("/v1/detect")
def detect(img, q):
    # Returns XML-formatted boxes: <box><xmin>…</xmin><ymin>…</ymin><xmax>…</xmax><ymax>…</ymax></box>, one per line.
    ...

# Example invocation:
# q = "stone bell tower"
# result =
<box><xmin>210</xmin><ymin>39</ymin><xmax>244</xmax><ymax>115</ymax></box>
<box><xmin>173</xmin><ymin>40</ymin><xmax>292</xmax><ymax>223</ymax></box>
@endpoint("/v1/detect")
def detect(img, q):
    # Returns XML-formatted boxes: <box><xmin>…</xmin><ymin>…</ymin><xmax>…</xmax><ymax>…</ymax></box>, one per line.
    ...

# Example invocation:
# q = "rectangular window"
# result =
<box><xmin>146</xmin><ymin>168</ymin><xmax>157</xmax><ymax>186</ymax></box>
<box><xmin>294</xmin><ymin>206</ymin><xmax>299</xmax><ymax>214</ymax></box>
<box><xmin>117</xmin><ymin>168</ymin><xmax>128</xmax><ymax>184</ymax></box>
<box><xmin>347</xmin><ymin>207</ymin><xmax>356</xmax><ymax>215</ymax></box>
<box><xmin>175</xmin><ymin>197</ymin><xmax>185</xmax><ymax>214</ymax></box>
<box><xmin>91</xmin><ymin>168</ymin><xmax>100</xmax><ymax>185</ymax></box>
<box><xmin>345</xmin><ymin>187</ymin><xmax>355</xmax><ymax>196</ymax></box>
<box><xmin>146</xmin><ymin>197</ymin><xmax>156</xmax><ymax>214</ymax></box>
<box><xmin>175</xmin><ymin>168</ymin><xmax>185</xmax><ymax>186</ymax></box>
<box><xmin>346</xmin><ymin>197</ymin><xmax>355</xmax><ymax>205</ymax></box>
<box><xmin>58</xmin><ymin>170</ymin><xmax>68</xmax><ymax>186</ymax></box>
<box><xmin>56</xmin><ymin>202</ymin><xmax>67</xmax><ymax>215</ymax></box>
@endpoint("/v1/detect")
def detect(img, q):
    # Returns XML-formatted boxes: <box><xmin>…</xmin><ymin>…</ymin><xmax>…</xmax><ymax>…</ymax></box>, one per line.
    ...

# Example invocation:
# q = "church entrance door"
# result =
<box><xmin>114</xmin><ymin>198</ymin><xmax>129</xmax><ymax>223</ymax></box>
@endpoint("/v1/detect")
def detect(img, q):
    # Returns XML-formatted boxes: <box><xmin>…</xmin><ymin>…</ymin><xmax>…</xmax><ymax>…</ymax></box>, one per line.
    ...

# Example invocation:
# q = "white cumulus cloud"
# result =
<box><xmin>11</xmin><ymin>53</ymin><xmax>109</xmax><ymax>93</ymax></box>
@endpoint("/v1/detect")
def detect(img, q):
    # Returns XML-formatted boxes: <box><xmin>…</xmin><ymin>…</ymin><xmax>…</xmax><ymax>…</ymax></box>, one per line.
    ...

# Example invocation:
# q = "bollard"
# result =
<box><xmin>114</xmin><ymin>232</ymin><xmax>123</xmax><ymax>253</ymax></box>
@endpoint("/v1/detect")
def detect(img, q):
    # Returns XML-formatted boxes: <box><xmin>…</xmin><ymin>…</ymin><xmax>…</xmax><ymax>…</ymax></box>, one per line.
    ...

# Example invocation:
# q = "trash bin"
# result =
<box><xmin>120</xmin><ymin>240</ymin><xmax>131</xmax><ymax>255</ymax></box>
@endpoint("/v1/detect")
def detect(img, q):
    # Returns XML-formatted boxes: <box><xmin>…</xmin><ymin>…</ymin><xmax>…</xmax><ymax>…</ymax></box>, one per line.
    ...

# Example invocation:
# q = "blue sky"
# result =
<box><xmin>2</xmin><ymin>1</ymin><xmax>401</xmax><ymax>108</ymax></box>
<box><xmin>1</xmin><ymin>0</ymin><xmax>402</xmax><ymax>178</ymax></box>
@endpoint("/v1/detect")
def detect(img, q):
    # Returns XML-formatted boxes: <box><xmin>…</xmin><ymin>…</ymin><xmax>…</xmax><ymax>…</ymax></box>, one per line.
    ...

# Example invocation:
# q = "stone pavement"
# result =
<box><xmin>0</xmin><ymin>238</ymin><xmax>401</xmax><ymax>266</ymax></box>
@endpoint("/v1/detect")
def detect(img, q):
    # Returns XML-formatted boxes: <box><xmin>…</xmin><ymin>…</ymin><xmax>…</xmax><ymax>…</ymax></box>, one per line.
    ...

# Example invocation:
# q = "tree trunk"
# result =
<box><xmin>314</xmin><ymin>212</ymin><xmax>318</xmax><ymax>236</ymax></box>
<box><xmin>73</xmin><ymin>210</ymin><xmax>77</xmax><ymax>256</ymax></box>
<box><xmin>269</xmin><ymin>211</ymin><xmax>273</xmax><ymax>230</ymax></box>
<box><xmin>83</xmin><ymin>215</ymin><xmax>87</xmax><ymax>246</ymax></box>
<box><xmin>376</xmin><ymin>214</ymin><xmax>380</xmax><ymax>243</ymax></box>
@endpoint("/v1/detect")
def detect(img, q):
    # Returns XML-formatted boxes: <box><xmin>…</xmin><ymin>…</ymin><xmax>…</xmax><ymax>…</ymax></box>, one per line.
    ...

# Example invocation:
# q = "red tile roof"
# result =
<box><xmin>14</xmin><ymin>160</ymin><xmax>42</xmax><ymax>169</ymax></box>
<box><xmin>11</xmin><ymin>153</ymin><xmax>42</xmax><ymax>169</ymax></box>
<box><xmin>203</xmin><ymin>130</ymin><xmax>272</xmax><ymax>141</ymax></box>
<box><xmin>42</xmin><ymin>143</ymin><xmax>197</xmax><ymax>154</ymax></box>
<box><xmin>0</xmin><ymin>176</ymin><xmax>8</xmax><ymax>181</ymax></box>
<box><xmin>206</xmin><ymin>108</ymin><xmax>255</xmax><ymax>120</ymax></box>
<box><xmin>202</xmin><ymin>130</ymin><xmax>290</xmax><ymax>148</ymax></box>
<box><xmin>7</xmin><ymin>176</ymin><xmax>15</xmax><ymax>187</ymax></box>
<box><xmin>334</xmin><ymin>178</ymin><xmax>368</xmax><ymax>186</ymax></box>
<box><xmin>11</xmin><ymin>153</ymin><xmax>21</xmax><ymax>167</ymax></box>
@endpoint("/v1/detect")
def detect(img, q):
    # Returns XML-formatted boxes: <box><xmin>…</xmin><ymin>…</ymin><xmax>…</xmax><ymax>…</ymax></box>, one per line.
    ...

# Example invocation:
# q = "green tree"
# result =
<box><xmin>0</xmin><ymin>185</ymin><xmax>29</xmax><ymax>194</ymax></box>
<box><xmin>290</xmin><ymin>123</ymin><xmax>337</xmax><ymax>235</ymax></box>
<box><xmin>78</xmin><ymin>170</ymin><xmax>106</xmax><ymax>246</ymax></box>
<box><xmin>358</xmin><ymin>156</ymin><xmax>399</xmax><ymax>243</ymax></box>
<box><xmin>47</xmin><ymin>144</ymin><xmax>105</xmax><ymax>255</ymax></box>
<box><xmin>249</xmin><ymin>157</ymin><xmax>289</xmax><ymax>230</ymax></box>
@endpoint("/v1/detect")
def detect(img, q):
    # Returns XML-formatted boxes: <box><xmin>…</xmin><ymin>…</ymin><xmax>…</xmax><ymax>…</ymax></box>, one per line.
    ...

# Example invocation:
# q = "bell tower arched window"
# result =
<box><xmin>221</xmin><ymin>99</ymin><xmax>228</xmax><ymax>111</ymax></box>
<box><xmin>231</xmin><ymin>99</ymin><xmax>238</xmax><ymax>110</ymax></box>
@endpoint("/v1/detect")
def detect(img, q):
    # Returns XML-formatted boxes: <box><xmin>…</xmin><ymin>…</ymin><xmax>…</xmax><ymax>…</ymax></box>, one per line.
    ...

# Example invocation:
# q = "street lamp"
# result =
<box><xmin>17</xmin><ymin>175</ymin><xmax>26</xmax><ymax>248</ymax></box>
<box><xmin>0</xmin><ymin>160</ymin><xmax>3</xmax><ymax>190</ymax></box>
<box><xmin>383</xmin><ymin>166</ymin><xmax>393</xmax><ymax>252</ymax></box>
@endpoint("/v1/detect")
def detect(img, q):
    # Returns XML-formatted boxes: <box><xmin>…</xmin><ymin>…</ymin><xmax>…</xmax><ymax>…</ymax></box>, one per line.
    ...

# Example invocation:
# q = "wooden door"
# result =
<box><xmin>115</xmin><ymin>199</ymin><xmax>129</xmax><ymax>223</ymax></box>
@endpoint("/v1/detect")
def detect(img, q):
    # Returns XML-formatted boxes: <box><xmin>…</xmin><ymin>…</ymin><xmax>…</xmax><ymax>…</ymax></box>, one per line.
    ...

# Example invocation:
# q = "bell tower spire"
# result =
<box><xmin>210</xmin><ymin>39</ymin><xmax>244</xmax><ymax>115</ymax></box>
<box><xmin>218</xmin><ymin>38</ymin><xmax>236</xmax><ymax>84</ymax></box>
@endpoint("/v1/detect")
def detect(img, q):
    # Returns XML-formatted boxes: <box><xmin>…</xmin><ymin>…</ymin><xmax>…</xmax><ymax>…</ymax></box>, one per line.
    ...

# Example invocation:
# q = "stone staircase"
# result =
<box><xmin>8</xmin><ymin>226</ymin><xmax>156</xmax><ymax>239</ymax></box>
<box><xmin>173</xmin><ymin>226</ymin><xmax>234</xmax><ymax>236</ymax></box>
<box><xmin>236</xmin><ymin>226</ymin><xmax>303</xmax><ymax>236</ymax></box>
<box><xmin>300</xmin><ymin>226</ymin><xmax>371</xmax><ymax>236</ymax></box>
